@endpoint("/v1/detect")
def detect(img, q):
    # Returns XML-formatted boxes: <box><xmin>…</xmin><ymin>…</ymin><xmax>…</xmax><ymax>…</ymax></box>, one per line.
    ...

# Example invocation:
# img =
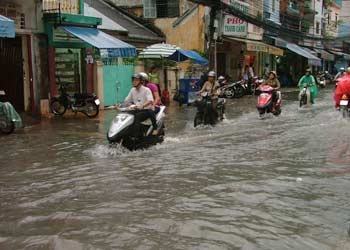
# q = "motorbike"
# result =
<box><xmin>339</xmin><ymin>94</ymin><xmax>350</xmax><ymax>118</ymax></box>
<box><xmin>107</xmin><ymin>105</ymin><xmax>166</xmax><ymax>150</ymax></box>
<box><xmin>220</xmin><ymin>80</ymin><xmax>245</xmax><ymax>99</ymax></box>
<box><xmin>50</xmin><ymin>83</ymin><xmax>100</xmax><ymax>118</ymax></box>
<box><xmin>299</xmin><ymin>86</ymin><xmax>312</xmax><ymax>108</ymax></box>
<box><xmin>0</xmin><ymin>90</ymin><xmax>21</xmax><ymax>134</ymax></box>
<box><xmin>317</xmin><ymin>71</ymin><xmax>333</xmax><ymax>88</ymax></box>
<box><xmin>194</xmin><ymin>92</ymin><xmax>226</xmax><ymax>127</ymax></box>
<box><xmin>256</xmin><ymin>85</ymin><xmax>282</xmax><ymax>117</ymax></box>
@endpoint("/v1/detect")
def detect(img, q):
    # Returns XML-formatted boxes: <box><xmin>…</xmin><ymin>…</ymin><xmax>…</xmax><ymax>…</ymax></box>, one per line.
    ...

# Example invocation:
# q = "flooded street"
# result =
<box><xmin>1</xmin><ymin>88</ymin><xmax>350</xmax><ymax>250</ymax></box>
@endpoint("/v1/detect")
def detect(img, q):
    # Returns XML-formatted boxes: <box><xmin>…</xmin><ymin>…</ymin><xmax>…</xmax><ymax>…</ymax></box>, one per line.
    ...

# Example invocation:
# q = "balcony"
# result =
<box><xmin>42</xmin><ymin>0</ymin><xmax>80</xmax><ymax>14</ymax></box>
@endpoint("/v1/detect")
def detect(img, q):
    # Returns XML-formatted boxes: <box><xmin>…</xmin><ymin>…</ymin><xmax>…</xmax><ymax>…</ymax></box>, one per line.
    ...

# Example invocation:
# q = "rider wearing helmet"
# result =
<box><xmin>334</xmin><ymin>67</ymin><xmax>350</xmax><ymax>108</ymax></box>
<box><xmin>200</xmin><ymin>71</ymin><xmax>220</xmax><ymax>96</ymax></box>
<box><xmin>140</xmin><ymin>72</ymin><xmax>161</xmax><ymax>106</ymax></box>
<box><xmin>124</xmin><ymin>73</ymin><xmax>158</xmax><ymax>134</ymax></box>
<box><xmin>298</xmin><ymin>68</ymin><xmax>318</xmax><ymax>104</ymax></box>
<box><xmin>335</xmin><ymin>67</ymin><xmax>346</xmax><ymax>81</ymax></box>
<box><xmin>199</xmin><ymin>70</ymin><xmax>222</xmax><ymax>118</ymax></box>
<box><xmin>218</xmin><ymin>76</ymin><xmax>226</xmax><ymax>87</ymax></box>
<box><xmin>262</xmin><ymin>71</ymin><xmax>281</xmax><ymax>108</ymax></box>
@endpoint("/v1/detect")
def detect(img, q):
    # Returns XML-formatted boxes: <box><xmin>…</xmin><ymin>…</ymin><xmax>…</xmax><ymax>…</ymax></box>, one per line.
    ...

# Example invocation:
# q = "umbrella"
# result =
<box><xmin>168</xmin><ymin>49</ymin><xmax>208</xmax><ymax>65</ymax></box>
<box><xmin>138</xmin><ymin>43</ymin><xmax>180</xmax><ymax>59</ymax></box>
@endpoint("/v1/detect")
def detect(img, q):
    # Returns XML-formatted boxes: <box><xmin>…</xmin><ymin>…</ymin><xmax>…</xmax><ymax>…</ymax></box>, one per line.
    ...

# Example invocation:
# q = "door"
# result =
<box><xmin>0</xmin><ymin>37</ymin><xmax>24</xmax><ymax>111</ymax></box>
<box><xmin>103</xmin><ymin>60</ymin><xmax>134</xmax><ymax>106</ymax></box>
<box><xmin>217</xmin><ymin>53</ymin><xmax>227</xmax><ymax>77</ymax></box>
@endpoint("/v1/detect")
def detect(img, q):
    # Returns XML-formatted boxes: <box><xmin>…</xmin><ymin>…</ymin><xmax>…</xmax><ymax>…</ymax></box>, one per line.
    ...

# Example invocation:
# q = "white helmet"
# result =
<box><xmin>340</xmin><ymin>67</ymin><xmax>345</xmax><ymax>72</ymax></box>
<box><xmin>347</xmin><ymin>67</ymin><xmax>350</xmax><ymax>73</ymax></box>
<box><xmin>139</xmin><ymin>72</ymin><xmax>149</xmax><ymax>81</ymax></box>
<box><xmin>208</xmin><ymin>71</ymin><xmax>216</xmax><ymax>77</ymax></box>
<box><xmin>218</xmin><ymin>76</ymin><xmax>225</xmax><ymax>81</ymax></box>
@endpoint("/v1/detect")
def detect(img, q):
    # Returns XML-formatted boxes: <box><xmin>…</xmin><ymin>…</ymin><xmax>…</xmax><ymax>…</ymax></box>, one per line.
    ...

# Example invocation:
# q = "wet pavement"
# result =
<box><xmin>1</xmin><ymin>88</ymin><xmax>350</xmax><ymax>250</ymax></box>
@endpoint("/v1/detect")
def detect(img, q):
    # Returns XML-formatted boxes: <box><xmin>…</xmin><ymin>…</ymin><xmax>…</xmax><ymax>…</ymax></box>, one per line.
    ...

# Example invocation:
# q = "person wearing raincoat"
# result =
<box><xmin>298</xmin><ymin>68</ymin><xmax>318</xmax><ymax>104</ymax></box>
<box><xmin>334</xmin><ymin>67</ymin><xmax>350</xmax><ymax>108</ymax></box>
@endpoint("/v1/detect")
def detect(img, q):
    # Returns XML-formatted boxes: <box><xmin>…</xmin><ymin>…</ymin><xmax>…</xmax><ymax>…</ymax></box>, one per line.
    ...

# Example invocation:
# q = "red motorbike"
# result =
<box><xmin>256</xmin><ymin>85</ymin><xmax>282</xmax><ymax>117</ymax></box>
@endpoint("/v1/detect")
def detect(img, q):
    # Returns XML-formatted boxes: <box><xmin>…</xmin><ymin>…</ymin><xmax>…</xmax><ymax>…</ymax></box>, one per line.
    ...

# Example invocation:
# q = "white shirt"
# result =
<box><xmin>124</xmin><ymin>85</ymin><xmax>154</xmax><ymax>109</ymax></box>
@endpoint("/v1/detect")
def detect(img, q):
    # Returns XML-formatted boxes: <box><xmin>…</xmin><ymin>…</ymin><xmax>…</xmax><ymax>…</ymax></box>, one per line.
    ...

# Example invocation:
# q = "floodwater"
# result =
<box><xmin>1</xmin><ymin>88</ymin><xmax>350</xmax><ymax>250</ymax></box>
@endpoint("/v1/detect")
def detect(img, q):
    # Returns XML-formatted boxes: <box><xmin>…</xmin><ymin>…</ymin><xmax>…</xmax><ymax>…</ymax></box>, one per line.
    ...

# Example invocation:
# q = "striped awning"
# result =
<box><xmin>62</xmin><ymin>26</ymin><xmax>136</xmax><ymax>58</ymax></box>
<box><xmin>139</xmin><ymin>43</ymin><xmax>180</xmax><ymax>59</ymax></box>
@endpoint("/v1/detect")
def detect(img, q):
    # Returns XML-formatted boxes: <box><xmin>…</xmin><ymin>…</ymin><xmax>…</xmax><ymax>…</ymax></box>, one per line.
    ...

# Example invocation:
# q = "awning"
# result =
<box><xmin>313</xmin><ymin>48</ymin><xmax>335</xmax><ymax>61</ymax></box>
<box><xmin>270</xmin><ymin>37</ymin><xmax>321</xmax><ymax>66</ymax></box>
<box><xmin>286</xmin><ymin>44</ymin><xmax>321</xmax><ymax>66</ymax></box>
<box><xmin>224</xmin><ymin>37</ymin><xmax>284</xmax><ymax>56</ymax></box>
<box><xmin>0</xmin><ymin>15</ymin><xmax>15</xmax><ymax>38</ymax></box>
<box><xmin>168</xmin><ymin>49</ymin><xmax>208</xmax><ymax>65</ymax></box>
<box><xmin>139</xmin><ymin>43</ymin><xmax>179</xmax><ymax>59</ymax></box>
<box><xmin>62</xmin><ymin>26</ymin><xmax>136</xmax><ymax>57</ymax></box>
<box><xmin>328</xmin><ymin>50</ymin><xmax>350</xmax><ymax>60</ymax></box>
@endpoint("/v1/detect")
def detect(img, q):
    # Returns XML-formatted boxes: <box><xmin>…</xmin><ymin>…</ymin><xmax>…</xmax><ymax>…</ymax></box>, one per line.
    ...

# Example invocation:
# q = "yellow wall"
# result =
<box><xmin>154</xmin><ymin>5</ymin><xmax>205</xmax><ymax>52</ymax></box>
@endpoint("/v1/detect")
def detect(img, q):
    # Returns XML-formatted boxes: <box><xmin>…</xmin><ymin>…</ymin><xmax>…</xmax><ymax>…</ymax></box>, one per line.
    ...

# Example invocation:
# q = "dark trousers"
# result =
<box><xmin>133</xmin><ymin>109</ymin><xmax>157</xmax><ymax>135</ymax></box>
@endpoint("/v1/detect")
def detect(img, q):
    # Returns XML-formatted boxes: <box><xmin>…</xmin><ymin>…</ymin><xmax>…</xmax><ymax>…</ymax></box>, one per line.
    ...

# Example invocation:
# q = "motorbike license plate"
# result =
<box><xmin>340</xmin><ymin>100</ymin><xmax>349</xmax><ymax>106</ymax></box>
<box><xmin>94</xmin><ymin>99</ymin><xmax>101</xmax><ymax>105</ymax></box>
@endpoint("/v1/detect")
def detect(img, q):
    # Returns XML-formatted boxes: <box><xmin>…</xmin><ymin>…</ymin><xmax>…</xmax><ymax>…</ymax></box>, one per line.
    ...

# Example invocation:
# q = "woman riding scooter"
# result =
<box><xmin>261</xmin><ymin>71</ymin><xmax>281</xmax><ymax>112</ymax></box>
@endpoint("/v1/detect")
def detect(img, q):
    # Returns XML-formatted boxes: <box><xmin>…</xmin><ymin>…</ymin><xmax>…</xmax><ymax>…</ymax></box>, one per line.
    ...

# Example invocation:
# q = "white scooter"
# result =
<box><xmin>107</xmin><ymin>105</ymin><xmax>166</xmax><ymax>150</ymax></box>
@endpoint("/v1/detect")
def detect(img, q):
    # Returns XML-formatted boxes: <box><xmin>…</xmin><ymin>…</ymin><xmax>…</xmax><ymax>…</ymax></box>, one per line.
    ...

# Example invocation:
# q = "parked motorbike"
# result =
<box><xmin>107</xmin><ymin>105</ymin><xmax>166</xmax><ymax>150</ymax></box>
<box><xmin>256</xmin><ymin>85</ymin><xmax>282</xmax><ymax>117</ymax></box>
<box><xmin>50</xmin><ymin>83</ymin><xmax>100</xmax><ymax>118</ymax></box>
<box><xmin>339</xmin><ymin>94</ymin><xmax>350</xmax><ymax>118</ymax></box>
<box><xmin>194</xmin><ymin>92</ymin><xmax>225</xmax><ymax>127</ymax></box>
<box><xmin>0</xmin><ymin>90</ymin><xmax>21</xmax><ymax>134</ymax></box>
<box><xmin>317</xmin><ymin>71</ymin><xmax>333</xmax><ymax>88</ymax></box>
<box><xmin>299</xmin><ymin>86</ymin><xmax>311</xmax><ymax>108</ymax></box>
<box><xmin>220</xmin><ymin>80</ymin><xmax>245</xmax><ymax>99</ymax></box>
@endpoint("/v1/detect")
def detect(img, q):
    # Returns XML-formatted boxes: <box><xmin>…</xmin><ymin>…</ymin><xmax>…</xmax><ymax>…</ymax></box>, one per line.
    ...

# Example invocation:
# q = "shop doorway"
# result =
<box><xmin>217</xmin><ymin>53</ymin><xmax>227</xmax><ymax>76</ymax></box>
<box><xmin>0</xmin><ymin>37</ymin><xmax>24</xmax><ymax>111</ymax></box>
<box><xmin>55</xmin><ymin>48</ymin><xmax>82</xmax><ymax>93</ymax></box>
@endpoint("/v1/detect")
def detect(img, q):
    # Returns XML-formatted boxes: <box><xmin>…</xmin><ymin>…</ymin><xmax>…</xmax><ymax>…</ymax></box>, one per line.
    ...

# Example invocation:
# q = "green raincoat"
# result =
<box><xmin>0</xmin><ymin>102</ymin><xmax>23</xmax><ymax>128</ymax></box>
<box><xmin>298</xmin><ymin>75</ymin><xmax>319</xmax><ymax>103</ymax></box>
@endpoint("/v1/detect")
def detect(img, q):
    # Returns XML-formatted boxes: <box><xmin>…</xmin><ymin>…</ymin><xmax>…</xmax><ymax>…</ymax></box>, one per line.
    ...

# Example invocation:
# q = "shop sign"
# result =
<box><xmin>269</xmin><ymin>46</ymin><xmax>284</xmax><ymax>56</ymax></box>
<box><xmin>223</xmin><ymin>15</ymin><xmax>247</xmax><ymax>37</ymax></box>
<box><xmin>246</xmin><ymin>42</ymin><xmax>268</xmax><ymax>53</ymax></box>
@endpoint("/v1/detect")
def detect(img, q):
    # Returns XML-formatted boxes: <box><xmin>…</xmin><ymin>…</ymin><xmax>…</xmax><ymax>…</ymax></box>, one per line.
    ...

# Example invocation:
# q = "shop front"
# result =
<box><xmin>217</xmin><ymin>36</ymin><xmax>284</xmax><ymax>81</ymax></box>
<box><xmin>43</xmin><ymin>13</ymin><xmax>136</xmax><ymax>109</ymax></box>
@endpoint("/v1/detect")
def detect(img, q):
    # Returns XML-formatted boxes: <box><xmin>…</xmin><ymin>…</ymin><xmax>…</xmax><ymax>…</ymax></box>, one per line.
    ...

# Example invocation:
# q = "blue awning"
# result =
<box><xmin>168</xmin><ymin>49</ymin><xmax>209</xmax><ymax>65</ymax></box>
<box><xmin>0</xmin><ymin>15</ymin><xmax>15</xmax><ymax>38</ymax></box>
<box><xmin>62</xmin><ymin>26</ymin><xmax>136</xmax><ymax>58</ymax></box>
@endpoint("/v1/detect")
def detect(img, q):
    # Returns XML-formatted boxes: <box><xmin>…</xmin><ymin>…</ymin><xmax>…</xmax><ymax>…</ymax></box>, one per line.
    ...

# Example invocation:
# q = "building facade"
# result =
<box><xmin>0</xmin><ymin>0</ymin><xmax>45</xmax><ymax>114</ymax></box>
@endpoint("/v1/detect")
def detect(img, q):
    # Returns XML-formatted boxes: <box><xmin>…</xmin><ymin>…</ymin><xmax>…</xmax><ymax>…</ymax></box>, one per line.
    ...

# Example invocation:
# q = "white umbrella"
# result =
<box><xmin>138</xmin><ymin>43</ymin><xmax>180</xmax><ymax>59</ymax></box>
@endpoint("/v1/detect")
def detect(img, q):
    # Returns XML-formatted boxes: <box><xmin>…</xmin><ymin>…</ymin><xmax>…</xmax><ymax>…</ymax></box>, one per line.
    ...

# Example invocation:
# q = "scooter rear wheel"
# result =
<box><xmin>340</xmin><ymin>107</ymin><xmax>349</xmax><ymax>118</ymax></box>
<box><xmin>51</xmin><ymin>99</ymin><xmax>67</xmax><ymax>116</ymax></box>
<box><xmin>194</xmin><ymin>113</ymin><xmax>202</xmax><ymax>127</ymax></box>
<box><xmin>234</xmin><ymin>85</ymin><xmax>245</xmax><ymax>98</ymax></box>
